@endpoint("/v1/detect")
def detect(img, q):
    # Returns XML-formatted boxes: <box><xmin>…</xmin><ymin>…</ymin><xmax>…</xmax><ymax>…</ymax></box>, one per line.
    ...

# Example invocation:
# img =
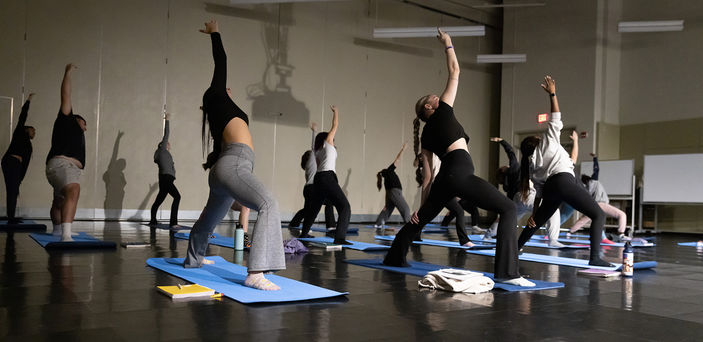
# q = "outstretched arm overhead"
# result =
<box><xmin>438</xmin><ymin>28</ymin><xmax>459</xmax><ymax>107</ymax></box>
<box><xmin>541</xmin><ymin>75</ymin><xmax>559</xmax><ymax>113</ymax></box>
<box><xmin>391</xmin><ymin>142</ymin><xmax>407</xmax><ymax>168</ymax></box>
<box><xmin>60</xmin><ymin>64</ymin><xmax>76</xmax><ymax>115</ymax></box>
<box><xmin>310</xmin><ymin>122</ymin><xmax>318</xmax><ymax>150</ymax></box>
<box><xmin>569</xmin><ymin>130</ymin><xmax>579</xmax><ymax>164</ymax></box>
<box><xmin>325</xmin><ymin>105</ymin><xmax>339</xmax><ymax>145</ymax></box>
<box><xmin>199</xmin><ymin>20</ymin><xmax>225</xmax><ymax>90</ymax></box>
<box><xmin>491</xmin><ymin>137</ymin><xmax>519</xmax><ymax>173</ymax></box>
<box><xmin>591</xmin><ymin>153</ymin><xmax>599</xmax><ymax>180</ymax></box>
<box><xmin>15</xmin><ymin>93</ymin><xmax>34</xmax><ymax>132</ymax></box>
<box><xmin>161</xmin><ymin>113</ymin><xmax>170</xmax><ymax>145</ymax></box>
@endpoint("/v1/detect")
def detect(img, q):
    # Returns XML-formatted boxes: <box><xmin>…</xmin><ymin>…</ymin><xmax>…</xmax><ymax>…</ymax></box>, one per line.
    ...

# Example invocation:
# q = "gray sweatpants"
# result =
<box><xmin>375</xmin><ymin>187</ymin><xmax>411</xmax><ymax>225</ymax></box>
<box><xmin>185</xmin><ymin>143</ymin><xmax>285</xmax><ymax>272</ymax></box>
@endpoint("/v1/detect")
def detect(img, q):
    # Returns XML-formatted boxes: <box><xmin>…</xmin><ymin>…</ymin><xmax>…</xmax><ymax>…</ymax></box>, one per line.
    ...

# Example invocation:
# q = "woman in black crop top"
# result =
<box><xmin>184</xmin><ymin>20</ymin><xmax>285</xmax><ymax>291</ymax></box>
<box><xmin>383</xmin><ymin>29</ymin><xmax>534</xmax><ymax>287</ymax></box>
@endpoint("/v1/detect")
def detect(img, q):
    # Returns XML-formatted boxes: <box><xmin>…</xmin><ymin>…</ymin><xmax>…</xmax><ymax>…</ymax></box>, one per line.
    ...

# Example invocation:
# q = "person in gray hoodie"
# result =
<box><xmin>149</xmin><ymin>113</ymin><xmax>181</xmax><ymax>228</ymax></box>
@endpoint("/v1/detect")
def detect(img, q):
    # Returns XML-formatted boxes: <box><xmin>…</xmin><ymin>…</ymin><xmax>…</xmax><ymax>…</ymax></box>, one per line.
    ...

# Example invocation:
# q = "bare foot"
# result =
<box><xmin>244</xmin><ymin>272</ymin><xmax>281</xmax><ymax>291</ymax></box>
<box><xmin>462</xmin><ymin>241</ymin><xmax>475</xmax><ymax>248</ymax></box>
<box><xmin>202</xmin><ymin>259</ymin><xmax>215</xmax><ymax>265</ymax></box>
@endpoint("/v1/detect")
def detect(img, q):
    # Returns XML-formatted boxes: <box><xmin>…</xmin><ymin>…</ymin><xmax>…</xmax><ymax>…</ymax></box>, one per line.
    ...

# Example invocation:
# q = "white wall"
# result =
<box><xmin>0</xmin><ymin>0</ymin><xmax>501</xmax><ymax>220</ymax></box>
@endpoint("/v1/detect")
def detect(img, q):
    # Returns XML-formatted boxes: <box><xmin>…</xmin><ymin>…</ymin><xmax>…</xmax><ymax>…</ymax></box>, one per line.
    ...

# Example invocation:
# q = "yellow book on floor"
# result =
<box><xmin>157</xmin><ymin>284</ymin><xmax>216</xmax><ymax>299</ymax></box>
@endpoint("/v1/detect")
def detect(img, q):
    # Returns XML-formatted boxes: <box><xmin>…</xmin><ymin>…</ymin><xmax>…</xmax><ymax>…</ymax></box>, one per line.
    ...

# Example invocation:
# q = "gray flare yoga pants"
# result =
<box><xmin>375</xmin><ymin>188</ymin><xmax>411</xmax><ymax>225</ymax></box>
<box><xmin>185</xmin><ymin>143</ymin><xmax>285</xmax><ymax>272</ymax></box>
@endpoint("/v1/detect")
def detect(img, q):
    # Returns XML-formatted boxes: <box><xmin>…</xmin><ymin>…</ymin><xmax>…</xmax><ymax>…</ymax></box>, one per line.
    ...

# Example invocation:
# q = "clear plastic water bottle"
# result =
<box><xmin>234</xmin><ymin>224</ymin><xmax>244</xmax><ymax>251</ymax></box>
<box><xmin>622</xmin><ymin>241</ymin><xmax>634</xmax><ymax>277</ymax></box>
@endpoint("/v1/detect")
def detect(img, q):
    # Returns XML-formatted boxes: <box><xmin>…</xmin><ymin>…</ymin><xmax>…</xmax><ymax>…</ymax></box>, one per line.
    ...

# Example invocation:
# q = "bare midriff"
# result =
<box><xmin>443</xmin><ymin>137</ymin><xmax>469</xmax><ymax>157</ymax></box>
<box><xmin>222</xmin><ymin>117</ymin><xmax>253</xmax><ymax>151</ymax></box>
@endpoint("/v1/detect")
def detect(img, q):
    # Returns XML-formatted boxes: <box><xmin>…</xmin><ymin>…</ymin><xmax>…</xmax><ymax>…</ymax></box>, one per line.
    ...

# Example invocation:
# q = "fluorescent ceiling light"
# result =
<box><xmin>618</xmin><ymin>20</ymin><xmax>684</xmax><ymax>33</ymax></box>
<box><xmin>476</xmin><ymin>54</ymin><xmax>526</xmax><ymax>63</ymax></box>
<box><xmin>230</xmin><ymin>0</ymin><xmax>348</xmax><ymax>4</ymax></box>
<box><xmin>373</xmin><ymin>26</ymin><xmax>485</xmax><ymax>38</ymax></box>
<box><xmin>472</xmin><ymin>3</ymin><xmax>545</xmax><ymax>8</ymax></box>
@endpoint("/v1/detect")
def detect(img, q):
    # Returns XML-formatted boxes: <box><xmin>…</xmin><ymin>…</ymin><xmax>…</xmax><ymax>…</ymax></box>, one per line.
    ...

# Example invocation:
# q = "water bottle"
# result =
<box><xmin>622</xmin><ymin>241</ymin><xmax>634</xmax><ymax>277</ymax></box>
<box><xmin>234</xmin><ymin>224</ymin><xmax>244</xmax><ymax>251</ymax></box>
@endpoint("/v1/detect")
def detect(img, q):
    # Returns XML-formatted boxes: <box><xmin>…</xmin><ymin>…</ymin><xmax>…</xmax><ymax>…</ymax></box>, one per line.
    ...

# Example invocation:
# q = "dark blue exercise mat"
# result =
<box><xmin>286</xmin><ymin>225</ymin><xmax>359</xmax><ymax>234</ymax></box>
<box><xmin>297</xmin><ymin>237</ymin><xmax>390</xmax><ymax>251</ymax></box>
<box><xmin>374</xmin><ymin>235</ymin><xmax>496</xmax><ymax>250</ymax></box>
<box><xmin>363</xmin><ymin>225</ymin><xmax>447</xmax><ymax>234</ymax></box>
<box><xmin>466</xmin><ymin>249</ymin><xmax>657</xmax><ymax>271</ymax></box>
<box><xmin>345</xmin><ymin>258</ymin><xmax>564</xmax><ymax>292</ymax></box>
<box><xmin>174</xmin><ymin>232</ymin><xmax>248</xmax><ymax>249</ymax></box>
<box><xmin>554</xmin><ymin>237</ymin><xmax>655</xmax><ymax>247</ymax></box>
<box><xmin>29</xmin><ymin>232</ymin><xmax>116</xmax><ymax>249</ymax></box>
<box><xmin>142</xmin><ymin>223</ymin><xmax>192</xmax><ymax>230</ymax></box>
<box><xmin>0</xmin><ymin>219</ymin><xmax>47</xmax><ymax>232</ymax></box>
<box><xmin>146</xmin><ymin>256</ymin><xmax>348</xmax><ymax>304</ymax></box>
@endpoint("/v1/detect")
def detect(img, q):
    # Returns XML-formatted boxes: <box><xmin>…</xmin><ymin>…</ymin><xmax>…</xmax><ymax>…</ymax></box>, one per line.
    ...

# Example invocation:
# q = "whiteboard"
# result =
<box><xmin>580</xmin><ymin>159</ymin><xmax>634</xmax><ymax>196</ymax></box>
<box><xmin>643</xmin><ymin>154</ymin><xmax>703</xmax><ymax>203</ymax></box>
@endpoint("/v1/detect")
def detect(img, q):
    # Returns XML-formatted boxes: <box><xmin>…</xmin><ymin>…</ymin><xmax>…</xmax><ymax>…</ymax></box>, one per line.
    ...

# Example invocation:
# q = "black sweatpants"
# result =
<box><xmin>290</xmin><ymin>184</ymin><xmax>336</xmax><ymax>228</ymax></box>
<box><xmin>2</xmin><ymin>155</ymin><xmax>25</xmax><ymax>220</ymax></box>
<box><xmin>384</xmin><ymin>150</ymin><xmax>519</xmax><ymax>279</ymax></box>
<box><xmin>301</xmin><ymin>171</ymin><xmax>351</xmax><ymax>242</ymax></box>
<box><xmin>441</xmin><ymin>198</ymin><xmax>480</xmax><ymax>226</ymax></box>
<box><xmin>150</xmin><ymin>174</ymin><xmax>181</xmax><ymax>226</ymax></box>
<box><xmin>518</xmin><ymin>172</ymin><xmax>604</xmax><ymax>260</ymax></box>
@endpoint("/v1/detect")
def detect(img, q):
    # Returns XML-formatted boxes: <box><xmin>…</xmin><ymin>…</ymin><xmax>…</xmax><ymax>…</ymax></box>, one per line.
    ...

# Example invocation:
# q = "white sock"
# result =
<box><xmin>500</xmin><ymin>277</ymin><xmax>535</xmax><ymax>287</ymax></box>
<box><xmin>52</xmin><ymin>224</ymin><xmax>62</xmax><ymax>237</ymax></box>
<box><xmin>61</xmin><ymin>222</ymin><xmax>73</xmax><ymax>241</ymax></box>
<box><xmin>548</xmin><ymin>240</ymin><xmax>565</xmax><ymax>248</ymax></box>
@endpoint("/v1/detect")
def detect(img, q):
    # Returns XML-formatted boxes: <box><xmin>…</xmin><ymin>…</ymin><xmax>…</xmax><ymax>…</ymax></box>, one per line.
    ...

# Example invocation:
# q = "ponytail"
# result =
<box><xmin>377</xmin><ymin>172</ymin><xmax>383</xmax><ymax>191</ymax></box>
<box><xmin>413</xmin><ymin>117</ymin><xmax>424</xmax><ymax>187</ymax></box>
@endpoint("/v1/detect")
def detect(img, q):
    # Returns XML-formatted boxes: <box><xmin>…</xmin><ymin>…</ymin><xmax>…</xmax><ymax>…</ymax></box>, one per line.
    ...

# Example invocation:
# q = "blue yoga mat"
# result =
<box><xmin>146</xmin><ymin>256</ymin><xmax>347</xmax><ymax>304</ymax></box>
<box><xmin>345</xmin><ymin>258</ymin><xmax>564</xmax><ymax>292</ymax></box>
<box><xmin>143</xmin><ymin>223</ymin><xmax>192</xmax><ymax>230</ymax></box>
<box><xmin>479</xmin><ymin>236</ymin><xmax>588</xmax><ymax>249</ymax></box>
<box><xmin>298</xmin><ymin>237</ymin><xmax>389</xmax><ymax>251</ymax></box>
<box><xmin>29</xmin><ymin>232</ymin><xmax>116</xmax><ymax>249</ymax></box>
<box><xmin>678</xmin><ymin>241</ymin><xmax>703</xmax><ymax>247</ymax></box>
<box><xmin>466</xmin><ymin>249</ymin><xmax>657</xmax><ymax>271</ymax></box>
<box><xmin>374</xmin><ymin>235</ymin><xmax>496</xmax><ymax>250</ymax></box>
<box><xmin>0</xmin><ymin>219</ymin><xmax>46</xmax><ymax>232</ymax></box>
<box><xmin>287</xmin><ymin>226</ymin><xmax>359</xmax><ymax>234</ymax></box>
<box><xmin>554</xmin><ymin>237</ymin><xmax>655</xmax><ymax>247</ymax></box>
<box><xmin>173</xmin><ymin>232</ymin><xmax>247</xmax><ymax>249</ymax></box>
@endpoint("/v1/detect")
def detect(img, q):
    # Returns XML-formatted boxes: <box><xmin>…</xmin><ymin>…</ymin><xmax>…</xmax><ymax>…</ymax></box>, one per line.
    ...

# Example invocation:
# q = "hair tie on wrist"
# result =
<box><xmin>445</xmin><ymin>45</ymin><xmax>453</xmax><ymax>50</ymax></box>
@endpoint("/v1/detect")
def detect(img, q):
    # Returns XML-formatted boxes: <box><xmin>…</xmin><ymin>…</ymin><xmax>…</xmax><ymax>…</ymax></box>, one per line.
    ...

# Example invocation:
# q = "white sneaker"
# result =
<box><xmin>548</xmin><ymin>241</ymin><xmax>565</xmax><ymax>248</ymax></box>
<box><xmin>500</xmin><ymin>277</ymin><xmax>535</xmax><ymax>287</ymax></box>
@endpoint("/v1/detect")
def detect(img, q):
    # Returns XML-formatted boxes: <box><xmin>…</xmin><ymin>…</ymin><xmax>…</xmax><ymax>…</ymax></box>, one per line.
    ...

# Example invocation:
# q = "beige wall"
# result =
<box><xmin>0</xmin><ymin>0</ymin><xmax>501</xmax><ymax>220</ymax></box>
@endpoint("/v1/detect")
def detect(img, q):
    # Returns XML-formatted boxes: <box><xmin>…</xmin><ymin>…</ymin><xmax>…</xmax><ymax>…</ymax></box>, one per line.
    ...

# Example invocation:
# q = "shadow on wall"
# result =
<box><xmin>103</xmin><ymin>131</ymin><xmax>126</xmax><ymax>219</ymax></box>
<box><xmin>341</xmin><ymin>168</ymin><xmax>352</xmax><ymax>197</ymax></box>
<box><xmin>245</xmin><ymin>4</ymin><xmax>309</xmax><ymax>126</ymax></box>
<box><xmin>128</xmin><ymin>182</ymin><xmax>158</xmax><ymax>221</ymax></box>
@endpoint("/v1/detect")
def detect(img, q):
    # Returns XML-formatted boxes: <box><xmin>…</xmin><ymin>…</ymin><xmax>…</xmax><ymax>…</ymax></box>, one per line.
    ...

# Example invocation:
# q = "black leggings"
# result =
<box><xmin>302</xmin><ymin>171</ymin><xmax>351</xmax><ymax>241</ymax></box>
<box><xmin>384</xmin><ymin>149</ymin><xmax>519</xmax><ymax>279</ymax></box>
<box><xmin>2</xmin><ymin>155</ymin><xmax>25</xmax><ymax>220</ymax></box>
<box><xmin>518</xmin><ymin>172</ymin><xmax>604</xmax><ymax>260</ymax></box>
<box><xmin>150</xmin><ymin>174</ymin><xmax>181</xmax><ymax>226</ymax></box>
<box><xmin>290</xmin><ymin>184</ymin><xmax>336</xmax><ymax>228</ymax></box>
<box><xmin>442</xmin><ymin>198</ymin><xmax>480</xmax><ymax>226</ymax></box>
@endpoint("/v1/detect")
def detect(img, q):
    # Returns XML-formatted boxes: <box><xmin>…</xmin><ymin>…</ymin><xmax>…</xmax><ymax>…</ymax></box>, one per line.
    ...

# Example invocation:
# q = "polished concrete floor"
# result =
<box><xmin>2</xmin><ymin>221</ymin><xmax>703</xmax><ymax>341</ymax></box>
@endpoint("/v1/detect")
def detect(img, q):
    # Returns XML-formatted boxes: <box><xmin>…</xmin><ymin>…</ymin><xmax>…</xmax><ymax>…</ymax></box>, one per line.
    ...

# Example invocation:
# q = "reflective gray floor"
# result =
<box><xmin>2</xmin><ymin>221</ymin><xmax>703</xmax><ymax>341</ymax></box>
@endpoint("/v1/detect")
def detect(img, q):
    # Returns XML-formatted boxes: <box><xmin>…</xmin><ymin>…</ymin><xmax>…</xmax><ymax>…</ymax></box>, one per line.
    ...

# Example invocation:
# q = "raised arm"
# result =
<box><xmin>60</xmin><ymin>64</ymin><xmax>76</xmax><ymax>115</ymax></box>
<box><xmin>591</xmin><ymin>154</ymin><xmax>599</xmax><ymax>180</ymax></box>
<box><xmin>541</xmin><ymin>75</ymin><xmax>560</xmax><ymax>113</ymax></box>
<box><xmin>326</xmin><ymin>105</ymin><xmax>339</xmax><ymax>145</ymax></box>
<box><xmin>438</xmin><ymin>28</ymin><xmax>459</xmax><ymax>106</ymax></box>
<box><xmin>15</xmin><ymin>93</ymin><xmax>34</xmax><ymax>132</ymax></box>
<box><xmin>200</xmin><ymin>20</ymin><xmax>225</xmax><ymax>90</ymax></box>
<box><xmin>569</xmin><ymin>131</ymin><xmax>579</xmax><ymax>164</ymax></box>
<box><xmin>491</xmin><ymin>137</ymin><xmax>519</xmax><ymax>173</ymax></box>
<box><xmin>161</xmin><ymin>113</ymin><xmax>170</xmax><ymax>145</ymax></box>
<box><xmin>310</xmin><ymin>122</ymin><xmax>318</xmax><ymax>150</ymax></box>
<box><xmin>392</xmin><ymin>142</ymin><xmax>407</xmax><ymax>168</ymax></box>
